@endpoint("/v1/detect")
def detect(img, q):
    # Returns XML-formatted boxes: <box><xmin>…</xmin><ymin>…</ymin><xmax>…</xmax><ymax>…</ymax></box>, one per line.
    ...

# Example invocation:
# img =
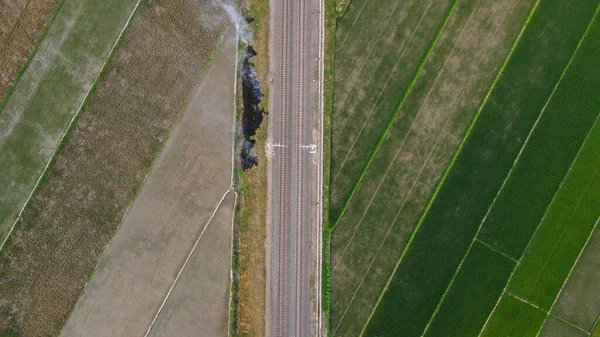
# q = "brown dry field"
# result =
<box><xmin>60</xmin><ymin>23</ymin><xmax>235</xmax><ymax>337</ymax></box>
<box><xmin>0</xmin><ymin>0</ymin><xmax>60</xmax><ymax>101</ymax></box>
<box><xmin>60</xmin><ymin>24</ymin><xmax>236</xmax><ymax>336</ymax></box>
<box><xmin>148</xmin><ymin>193</ymin><xmax>235</xmax><ymax>337</ymax></box>
<box><xmin>237</xmin><ymin>0</ymin><xmax>269</xmax><ymax>336</ymax></box>
<box><xmin>0</xmin><ymin>0</ymin><xmax>228</xmax><ymax>335</ymax></box>
<box><xmin>552</xmin><ymin>220</ymin><xmax>600</xmax><ymax>332</ymax></box>
<box><xmin>539</xmin><ymin>316</ymin><xmax>588</xmax><ymax>337</ymax></box>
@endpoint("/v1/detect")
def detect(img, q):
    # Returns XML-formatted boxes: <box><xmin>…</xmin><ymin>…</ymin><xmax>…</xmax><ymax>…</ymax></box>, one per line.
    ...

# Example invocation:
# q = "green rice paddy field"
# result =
<box><xmin>328</xmin><ymin>0</ymin><xmax>600</xmax><ymax>335</ymax></box>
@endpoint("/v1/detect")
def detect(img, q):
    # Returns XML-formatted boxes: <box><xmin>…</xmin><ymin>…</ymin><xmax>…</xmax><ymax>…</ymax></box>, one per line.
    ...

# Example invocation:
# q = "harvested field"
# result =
<box><xmin>60</xmin><ymin>23</ymin><xmax>235</xmax><ymax>337</ymax></box>
<box><xmin>538</xmin><ymin>316</ymin><xmax>588</xmax><ymax>337</ymax></box>
<box><xmin>0</xmin><ymin>0</ymin><xmax>60</xmax><ymax>100</ymax></box>
<box><xmin>551</xmin><ymin>217</ymin><xmax>600</xmax><ymax>331</ymax></box>
<box><xmin>0</xmin><ymin>0</ymin><xmax>229</xmax><ymax>335</ymax></box>
<box><xmin>0</xmin><ymin>0</ymin><xmax>140</xmax><ymax>244</ymax></box>
<box><xmin>360</xmin><ymin>0</ymin><xmax>600</xmax><ymax>336</ymax></box>
<box><xmin>329</xmin><ymin>0</ymin><xmax>535</xmax><ymax>334</ymax></box>
<box><xmin>147</xmin><ymin>193</ymin><xmax>235</xmax><ymax>337</ymax></box>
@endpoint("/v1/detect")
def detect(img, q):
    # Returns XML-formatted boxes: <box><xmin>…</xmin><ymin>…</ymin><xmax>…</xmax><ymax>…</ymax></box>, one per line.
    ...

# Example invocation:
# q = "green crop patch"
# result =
<box><xmin>359</xmin><ymin>0</ymin><xmax>600</xmax><ymax>336</ymax></box>
<box><xmin>0</xmin><ymin>0</ymin><xmax>140</xmax><ymax>243</ymax></box>
<box><xmin>476</xmin><ymin>8</ymin><xmax>600</xmax><ymax>258</ymax></box>
<box><xmin>552</xmin><ymin>213</ymin><xmax>600</xmax><ymax>331</ymax></box>
<box><xmin>422</xmin><ymin>242</ymin><xmax>514</xmax><ymax>337</ymax></box>
<box><xmin>328</xmin><ymin>0</ymin><xmax>535</xmax><ymax>335</ymax></box>
<box><xmin>329</xmin><ymin>0</ymin><xmax>453</xmax><ymax>221</ymax></box>
<box><xmin>480</xmin><ymin>294</ymin><xmax>546</xmax><ymax>337</ymax></box>
<box><xmin>507</xmin><ymin>117</ymin><xmax>600</xmax><ymax>311</ymax></box>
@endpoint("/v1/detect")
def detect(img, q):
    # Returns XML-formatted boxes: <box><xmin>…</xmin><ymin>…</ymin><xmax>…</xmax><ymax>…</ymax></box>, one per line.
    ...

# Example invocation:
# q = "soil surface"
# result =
<box><xmin>60</xmin><ymin>24</ymin><xmax>236</xmax><ymax>337</ymax></box>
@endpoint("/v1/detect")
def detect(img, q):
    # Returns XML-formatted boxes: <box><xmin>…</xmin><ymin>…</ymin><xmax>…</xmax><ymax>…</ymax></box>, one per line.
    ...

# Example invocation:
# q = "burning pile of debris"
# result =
<box><xmin>240</xmin><ymin>45</ymin><xmax>264</xmax><ymax>170</ymax></box>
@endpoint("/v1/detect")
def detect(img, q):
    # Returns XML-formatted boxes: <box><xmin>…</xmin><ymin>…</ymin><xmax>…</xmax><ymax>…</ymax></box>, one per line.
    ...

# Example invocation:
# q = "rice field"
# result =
<box><xmin>328</xmin><ymin>0</ymin><xmax>600</xmax><ymax>335</ymax></box>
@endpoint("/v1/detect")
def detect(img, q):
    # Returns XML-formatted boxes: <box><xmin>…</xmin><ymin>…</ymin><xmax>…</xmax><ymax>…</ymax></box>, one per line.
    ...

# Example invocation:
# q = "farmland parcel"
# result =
<box><xmin>0</xmin><ymin>0</ymin><xmax>140</xmax><ymax>245</ymax></box>
<box><xmin>329</xmin><ymin>0</ymin><xmax>535</xmax><ymax>335</ymax></box>
<box><xmin>360</xmin><ymin>0</ymin><xmax>600</xmax><ymax>336</ymax></box>
<box><xmin>0</xmin><ymin>0</ymin><xmax>60</xmax><ymax>100</ymax></box>
<box><xmin>60</xmin><ymin>24</ymin><xmax>236</xmax><ymax>337</ymax></box>
<box><xmin>0</xmin><ymin>0</ymin><xmax>228</xmax><ymax>335</ymax></box>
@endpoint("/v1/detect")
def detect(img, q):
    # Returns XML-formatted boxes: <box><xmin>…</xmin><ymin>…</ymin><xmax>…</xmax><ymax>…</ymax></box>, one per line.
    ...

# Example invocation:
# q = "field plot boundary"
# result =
<box><xmin>420</xmin><ymin>4</ymin><xmax>600</xmax><ymax>333</ymax></box>
<box><xmin>0</xmin><ymin>0</ymin><xmax>66</xmax><ymax>108</ymax></box>
<box><xmin>481</xmin><ymin>184</ymin><xmax>599</xmax><ymax>337</ymax></box>
<box><xmin>502</xmin><ymin>293</ymin><xmax>589</xmax><ymax>335</ymax></box>
<box><xmin>331</xmin><ymin>0</ymin><xmax>460</xmax><ymax>228</ymax></box>
<box><xmin>357</xmin><ymin>0</ymin><xmax>542</xmax><ymax>333</ymax></box>
<box><xmin>0</xmin><ymin>0</ymin><xmax>144</xmax><ymax>252</ymax></box>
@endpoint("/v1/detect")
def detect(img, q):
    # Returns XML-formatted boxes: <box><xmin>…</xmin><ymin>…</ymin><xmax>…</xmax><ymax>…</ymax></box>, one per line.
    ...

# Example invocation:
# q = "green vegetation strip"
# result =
<box><xmin>331</xmin><ymin>0</ymin><xmax>460</xmax><ymax>228</ymax></box>
<box><xmin>480</xmin><ymin>294</ymin><xmax>547</xmax><ymax>337</ymax></box>
<box><xmin>322</xmin><ymin>0</ymin><xmax>352</xmax><ymax>331</ymax></box>
<box><xmin>508</xmin><ymin>116</ymin><xmax>600</xmax><ymax>310</ymax></box>
<box><xmin>422</xmin><ymin>242</ymin><xmax>515</xmax><ymax>337</ymax></box>
<box><xmin>0</xmin><ymin>0</ymin><xmax>140</xmax><ymax>245</ymax></box>
<box><xmin>592</xmin><ymin>316</ymin><xmax>600</xmax><ymax>337</ymax></box>
<box><xmin>359</xmin><ymin>0</ymin><xmax>600</xmax><ymax>335</ymax></box>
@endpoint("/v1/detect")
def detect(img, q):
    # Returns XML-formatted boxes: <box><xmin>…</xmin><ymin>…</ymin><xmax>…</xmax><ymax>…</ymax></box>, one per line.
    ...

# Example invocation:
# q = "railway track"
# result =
<box><xmin>294</xmin><ymin>0</ymin><xmax>307</xmax><ymax>336</ymax></box>
<box><xmin>272</xmin><ymin>0</ymin><xmax>315</xmax><ymax>334</ymax></box>
<box><xmin>275</xmin><ymin>0</ymin><xmax>289</xmax><ymax>334</ymax></box>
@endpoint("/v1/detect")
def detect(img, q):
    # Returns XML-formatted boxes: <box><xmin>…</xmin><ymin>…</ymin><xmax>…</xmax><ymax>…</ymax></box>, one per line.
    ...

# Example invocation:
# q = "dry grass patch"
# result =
<box><xmin>237</xmin><ymin>0</ymin><xmax>269</xmax><ymax>335</ymax></box>
<box><xmin>0</xmin><ymin>0</ymin><xmax>60</xmax><ymax>101</ymax></box>
<box><xmin>0</xmin><ymin>0</ymin><xmax>226</xmax><ymax>335</ymax></box>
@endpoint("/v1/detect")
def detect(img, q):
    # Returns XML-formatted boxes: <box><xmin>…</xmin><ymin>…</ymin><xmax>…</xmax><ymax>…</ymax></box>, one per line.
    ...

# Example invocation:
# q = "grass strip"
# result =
<box><xmin>321</xmin><ymin>0</ymin><xmax>342</xmax><ymax>333</ymax></box>
<box><xmin>331</xmin><ymin>0</ymin><xmax>460</xmax><ymax>228</ymax></box>
<box><xmin>235</xmin><ymin>0</ymin><xmax>270</xmax><ymax>335</ymax></box>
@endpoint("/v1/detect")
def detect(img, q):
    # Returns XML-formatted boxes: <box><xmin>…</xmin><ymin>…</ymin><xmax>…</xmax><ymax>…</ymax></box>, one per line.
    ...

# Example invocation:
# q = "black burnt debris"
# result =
<box><xmin>240</xmin><ymin>45</ymin><xmax>264</xmax><ymax>170</ymax></box>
